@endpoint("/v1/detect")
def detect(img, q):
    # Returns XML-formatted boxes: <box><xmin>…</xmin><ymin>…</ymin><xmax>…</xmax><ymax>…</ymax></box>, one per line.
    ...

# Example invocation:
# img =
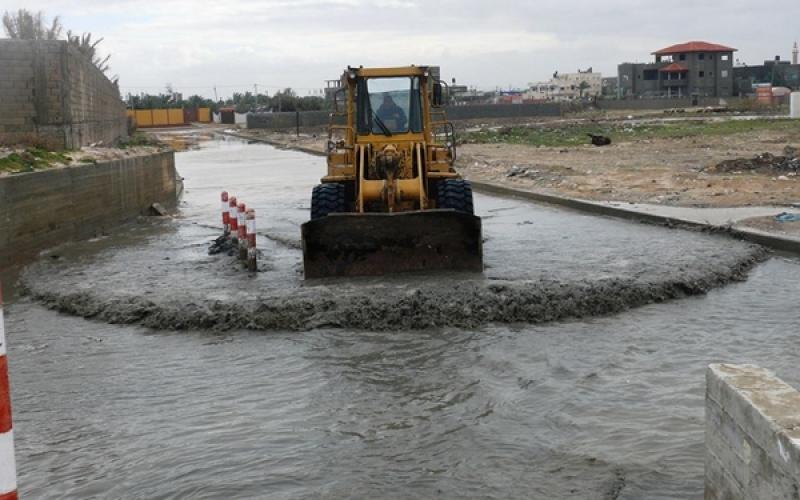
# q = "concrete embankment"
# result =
<box><xmin>706</xmin><ymin>364</ymin><xmax>800</xmax><ymax>499</ymax></box>
<box><xmin>470</xmin><ymin>181</ymin><xmax>800</xmax><ymax>255</ymax></box>
<box><xmin>0</xmin><ymin>151</ymin><xmax>177</xmax><ymax>269</ymax></box>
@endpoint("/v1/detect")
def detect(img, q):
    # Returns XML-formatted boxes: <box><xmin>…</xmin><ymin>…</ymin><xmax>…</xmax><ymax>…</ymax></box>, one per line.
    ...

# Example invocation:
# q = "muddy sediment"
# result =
<box><xmin>22</xmin><ymin>244</ymin><xmax>766</xmax><ymax>331</ymax></box>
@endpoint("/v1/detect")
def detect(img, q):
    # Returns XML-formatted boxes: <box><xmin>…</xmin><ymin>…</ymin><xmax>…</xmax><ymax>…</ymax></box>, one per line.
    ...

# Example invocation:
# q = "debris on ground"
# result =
<box><xmin>705</xmin><ymin>146</ymin><xmax>800</xmax><ymax>174</ymax></box>
<box><xmin>208</xmin><ymin>234</ymin><xmax>236</xmax><ymax>255</ymax></box>
<box><xmin>775</xmin><ymin>212</ymin><xmax>800</xmax><ymax>222</ymax></box>
<box><xmin>695</xmin><ymin>106</ymin><xmax>728</xmax><ymax>114</ymax></box>
<box><xmin>148</xmin><ymin>203</ymin><xmax>168</xmax><ymax>216</ymax></box>
<box><xmin>588</xmin><ymin>134</ymin><xmax>612</xmax><ymax>146</ymax></box>
<box><xmin>506</xmin><ymin>165</ymin><xmax>541</xmax><ymax>178</ymax></box>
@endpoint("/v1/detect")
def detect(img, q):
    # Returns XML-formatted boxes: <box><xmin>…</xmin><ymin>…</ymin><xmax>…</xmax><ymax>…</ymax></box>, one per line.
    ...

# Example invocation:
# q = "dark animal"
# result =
<box><xmin>588</xmin><ymin>134</ymin><xmax>612</xmax><ymax>146</ymax></box>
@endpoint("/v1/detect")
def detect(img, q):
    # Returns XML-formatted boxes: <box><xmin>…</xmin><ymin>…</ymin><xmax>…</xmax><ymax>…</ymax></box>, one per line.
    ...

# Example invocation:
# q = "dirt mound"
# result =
<box><xmin>706</xmin><ymin>146</ymin><xmax>800</xmax><ymax>174</ymax></box>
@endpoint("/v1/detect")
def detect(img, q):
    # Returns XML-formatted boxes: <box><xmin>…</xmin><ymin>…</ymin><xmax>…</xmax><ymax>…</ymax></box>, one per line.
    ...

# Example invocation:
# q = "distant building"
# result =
<box><xmin>324</xmin><ymin>79</ymin><xmax>342</xmax><ymax>104</ymax></box>
<box><xmin>494</xmin><ymin>90</ymin><xmax>525</xmax><ymax>105</ymax></box>
<box><xmin>732</xmin><ymin>55</ymin><xmax>800</xmax><ymax>95</ymax></box>
<box><xmin>618</xmin><ymin>41</ymin><xmax>736</xmax><ymax>98</ymax></box>
<box><xmin>601</xmin><ymin>77</ymin><xmax>619</xmax><ymax>97</ymax></box>
<box><xmin>526</xmin><ymin>68</ymin><xmax>602</xmax><ymax>101</ymax></box>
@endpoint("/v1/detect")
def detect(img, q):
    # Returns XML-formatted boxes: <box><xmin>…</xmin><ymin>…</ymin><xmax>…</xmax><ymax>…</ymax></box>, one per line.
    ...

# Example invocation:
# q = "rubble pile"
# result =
<box><xmin>707</xmin><ymin>146</ymin><xmax>800</xmax><ymax>174</ymax></box>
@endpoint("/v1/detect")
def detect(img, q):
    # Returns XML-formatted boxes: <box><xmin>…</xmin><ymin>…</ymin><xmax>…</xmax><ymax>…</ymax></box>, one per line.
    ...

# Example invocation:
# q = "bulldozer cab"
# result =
<box><xmin>301</xmin><ymin>65</ymin><xmax>481</xmax><ymax>279</ymax></box>
<box><xmin>358</xmin><ymin>77</ymin><xmax>417</xmax><ymax>135</ymax></box>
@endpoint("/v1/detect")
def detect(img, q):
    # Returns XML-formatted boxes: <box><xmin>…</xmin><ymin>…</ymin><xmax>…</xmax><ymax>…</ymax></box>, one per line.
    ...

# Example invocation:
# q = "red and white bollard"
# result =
<box><xmin>0</xmin><ymin>285</ymin><xmax>18</xmax><ymax>500</ymax></box>
<box><xmin>237</xmin><ymin>202</ymin><xmax>247</xmax><ymax>261</ymax></box>
<box><xmin>228</xmin><ymin>196</ymin><xmax>238</xmax><ymax>244</ymax></box>
<box><xmin>246</xmin><ymin>209</ymin><xmax>257</xmax><ymax>272</ymax></box>
<box><xmin>221</xmin><ymin>191</ymin><xmax>229</xmax><ymax>235</ymax></box>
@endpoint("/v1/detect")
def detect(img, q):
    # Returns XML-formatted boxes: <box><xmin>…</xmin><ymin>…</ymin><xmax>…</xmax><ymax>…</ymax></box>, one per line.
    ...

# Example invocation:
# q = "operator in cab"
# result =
<box><xmin>376</xmin><ymin>95</ymin><xmax>407</xmax><ymax>132</ymax></box>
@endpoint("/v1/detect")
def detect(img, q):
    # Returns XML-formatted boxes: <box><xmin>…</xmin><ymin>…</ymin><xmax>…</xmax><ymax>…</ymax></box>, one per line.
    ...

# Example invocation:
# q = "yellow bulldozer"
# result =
<box><xmin>301</xmin><ymin>65</ymin><xmax>483</xmax><ymax>278</ymax></box>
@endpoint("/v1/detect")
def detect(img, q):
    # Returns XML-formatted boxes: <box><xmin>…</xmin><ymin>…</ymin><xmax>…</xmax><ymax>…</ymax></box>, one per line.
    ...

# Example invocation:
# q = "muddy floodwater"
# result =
<box><xmin>6</xmin><ymin>135</ymin><xmax>800</xmax><ymax>499</ymax></box>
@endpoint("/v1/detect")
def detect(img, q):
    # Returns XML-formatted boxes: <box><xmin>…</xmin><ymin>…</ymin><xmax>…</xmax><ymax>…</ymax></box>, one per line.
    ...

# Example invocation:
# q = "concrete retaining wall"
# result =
<box><xmin>0</xmin><ymin>39</ymin><xmax>128</xmax><ymax>149</ymax></box>
<box><xmin>247</xmin><ymin>103</ymin><xmax>562</xmax><ymax>130</ymax></box>
<box><xmin>245</xmin><ymin>97</ymin><xmax>765</xmax><ymax>130</ymax></box>
<box><xmin>0</xmin><ymin>151</ymin><xmax>176</xmax><ymax>267</ymax></box>
<box><xmin>247</xmin><ymin>110</ymin><xmax>337</xmax><ymax>130</ymax></box>
<box><xmin>706</xmin><ymin>364</ymin><xmax>800</xmax><ymax>499</ymax></box>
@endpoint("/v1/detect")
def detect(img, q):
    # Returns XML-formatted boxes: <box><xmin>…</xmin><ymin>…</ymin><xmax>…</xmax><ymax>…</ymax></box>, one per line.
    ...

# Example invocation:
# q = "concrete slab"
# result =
<box><xmin>706</xmin><ymin>364</ymin><xmax>800</xmax><ymax>499</ymax></box>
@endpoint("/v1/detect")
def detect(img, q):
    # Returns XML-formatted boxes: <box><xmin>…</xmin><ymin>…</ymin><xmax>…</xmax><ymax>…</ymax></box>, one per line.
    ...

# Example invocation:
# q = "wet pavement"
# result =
<box><xmin>5</xmin><ymin>135</ymin><xmax>800</xmax><ymax>498</ymax></box>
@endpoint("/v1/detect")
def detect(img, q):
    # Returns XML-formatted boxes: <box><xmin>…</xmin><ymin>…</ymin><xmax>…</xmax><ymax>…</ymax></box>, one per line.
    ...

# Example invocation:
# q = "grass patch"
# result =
<box><xmin>461</xmin><ymin>118</ymin><xmax>800</xmax><ymax>148</ymax></box>
<box><xmin>119</xmin><ymin>132</ymin><xmax>162</xmax><ymax>148</ymax></box>
<box><xmin>0</xmin><ymin>147</ymin><xmax>72</xmax><ymax>174</ymax></box>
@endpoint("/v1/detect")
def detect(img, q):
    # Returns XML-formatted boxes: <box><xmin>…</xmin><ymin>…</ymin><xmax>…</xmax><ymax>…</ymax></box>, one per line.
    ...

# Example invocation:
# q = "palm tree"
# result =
<box><xmin>2</xmin><ymin>9</ymin><xmax>62</xmax><ymax>40</ymax></box>
<box><xmin>578</xmin><ymin>80</ymin><xmax>591</xmax><ymax>99</ymax></box>
<box><xmin>66</xmin><ymin>30</ymin><xmax>111</xmax><ymax>74</ymax></box>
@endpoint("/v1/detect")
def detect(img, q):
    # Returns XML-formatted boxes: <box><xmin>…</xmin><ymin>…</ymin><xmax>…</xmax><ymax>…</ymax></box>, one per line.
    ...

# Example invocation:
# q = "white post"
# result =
<box><xmin>790</xmin><ymin>92</ymin><xmax>800</xmax><ymax>119</ymax></box>
<box><xmin>246</xmin><ymin>209</ymin><xmax>257</xmax><ymax>272</ymax></box>
<box><xmin>237</xmin><ymin>202</ymin><xmax>247</xmax><ymax>261</ymax></box>
<box><xmin>221</xmin><ymin>191</ymin><xmax>229</xmax><ymax>234</ymax></box>
<box><xmin>228</xmin><ymin>197</ymin><xmax>238</xmax><ymax>245</ymax></box>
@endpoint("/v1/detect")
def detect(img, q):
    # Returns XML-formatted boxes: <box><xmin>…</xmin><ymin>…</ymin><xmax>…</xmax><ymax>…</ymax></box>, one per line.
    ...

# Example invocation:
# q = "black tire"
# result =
<box><xmin>436</xmin><ymin>179</ymin><xmax>474</xmax><ymax>214</ymax></box>
<box><xmin>311</xmin><ymin>183</ymin><xmax>346</xmax><ymax>220</ymax></box>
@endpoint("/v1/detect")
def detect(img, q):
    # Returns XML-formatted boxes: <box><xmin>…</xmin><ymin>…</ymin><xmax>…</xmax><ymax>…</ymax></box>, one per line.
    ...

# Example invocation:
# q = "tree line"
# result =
<box><xmin>127</xmin><ymin>88</ymin><xmax>327</xmax><ymax>113</ymax></box>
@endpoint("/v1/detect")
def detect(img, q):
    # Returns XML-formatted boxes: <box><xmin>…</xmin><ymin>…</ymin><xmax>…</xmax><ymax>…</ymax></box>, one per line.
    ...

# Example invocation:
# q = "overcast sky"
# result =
<box><xmin>5</xmin><ymin>0</ymin><xmax>799</xmax><ymax>99</ymax></box>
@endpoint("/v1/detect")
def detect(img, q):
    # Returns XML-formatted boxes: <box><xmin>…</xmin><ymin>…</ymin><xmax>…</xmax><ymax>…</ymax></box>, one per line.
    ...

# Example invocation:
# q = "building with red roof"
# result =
<box><xmin>652</xmin><ymin>41</ymin><xmax>737</xmax><ymax>56</ymax></box>
<box><xmin>617</xmin><ymin>41</ymin><xmax>736</xmax><ymax>99</ymax></box>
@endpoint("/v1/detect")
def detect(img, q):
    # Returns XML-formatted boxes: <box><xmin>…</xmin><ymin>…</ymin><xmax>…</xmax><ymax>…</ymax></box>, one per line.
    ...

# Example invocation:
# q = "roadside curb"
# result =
<box><xmin>470</xmin><ymin>181</ymin><xmax>800</xmax><ymax>255</ymax></box>
<box><xmin>219</xmin><ymin>130</ymin><xmax>326</xmax><ymax>157</ymax></box>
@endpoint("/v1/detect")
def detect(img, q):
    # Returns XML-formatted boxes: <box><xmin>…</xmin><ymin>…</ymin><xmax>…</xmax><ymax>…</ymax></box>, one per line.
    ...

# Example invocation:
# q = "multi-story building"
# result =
<box><xmin>526</xmin><ymin>69</ymin><xmax>602</xmax><ymax>101</ymax></box>
<box><xmin>324</xmin><ymin>79</ymin><xmax>342</xmax><ymax>104</ymax></box>
<box><xmin>618</xmin><ymin>41</ymin><xmax>736</xmax><ymax>98</ymax></box>
<box><xmin>732</xmin><ymin>52</ymin><xmax>800</xmax><ymax>95</ymax></box>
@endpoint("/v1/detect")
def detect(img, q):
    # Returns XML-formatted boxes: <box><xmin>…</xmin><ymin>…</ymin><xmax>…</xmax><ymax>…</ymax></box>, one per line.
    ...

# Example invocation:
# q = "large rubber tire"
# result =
<box><xmin>311</xmin><ymin>183</ymin><xmax>346</xmax><ymax>220</ymax></box>
<box><xmin>436</xmin><ymin>179</ymin><xmax>474</xmax><ymax>215</ymax></box>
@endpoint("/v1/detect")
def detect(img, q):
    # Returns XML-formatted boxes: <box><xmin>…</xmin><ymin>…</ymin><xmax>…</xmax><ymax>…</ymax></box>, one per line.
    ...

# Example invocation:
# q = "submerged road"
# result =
<box><xmin>6</xmin><ymin>136</ymin><xmax>800</xmax><ymax>498</ymax></box>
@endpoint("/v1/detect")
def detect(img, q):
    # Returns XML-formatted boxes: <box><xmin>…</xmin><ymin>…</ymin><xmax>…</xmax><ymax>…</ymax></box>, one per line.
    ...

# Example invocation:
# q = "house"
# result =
<box><xmin>618</xmin><ymin>41</ymin><xmax>736</xmax><ymax>98</ymax></box>
<box><xmin>526</xmin><ymin>69</ymin><xmax>602</xmax><ymax>101</ymax></box>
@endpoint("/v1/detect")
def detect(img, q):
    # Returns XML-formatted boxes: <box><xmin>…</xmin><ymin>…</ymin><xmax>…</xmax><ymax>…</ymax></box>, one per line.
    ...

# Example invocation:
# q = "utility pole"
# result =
<box><xmin>254</xmin><ymin>84</ymin><xmax>258</xmax><ymax>95</ymax></box>
<box><xmin>213</xmin><ymin>85</ymin><xmax>218</xmax><ymax>102</ymax></box>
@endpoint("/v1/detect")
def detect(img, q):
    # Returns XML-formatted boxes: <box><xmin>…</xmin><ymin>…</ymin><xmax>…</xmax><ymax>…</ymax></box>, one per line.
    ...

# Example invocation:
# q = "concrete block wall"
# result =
<box><xmin>0</xmin><ymin>152</ymin><xmax>176</xmax><ymax>267</ymax></box>
<box><xmin>246</xmin><ymin>103</ymin><xmax>562</xmax><ymax>130</ymax></box>
<box><xmin>63</xmin><ymin>44</ymin><xmax>128</xmax><ymax>148</ymax></box>
<box><xmin>706</xmin><ymin>364</ymin><xmax>800</xmax><ymax>499</ymax></box>
<box><xmin>247</xmin><ymin>110</ymin><xmax>336</xmax><ymax>130</ymax></box>
<box><xmin>0</xmin><ymin>41</ymin><xmax>38</xmax><ymax>141</ymax></box>
<box><xmin>0</xmin><ymin>40</ymin><xmax>127</xmax><ymax>149</ymax></box>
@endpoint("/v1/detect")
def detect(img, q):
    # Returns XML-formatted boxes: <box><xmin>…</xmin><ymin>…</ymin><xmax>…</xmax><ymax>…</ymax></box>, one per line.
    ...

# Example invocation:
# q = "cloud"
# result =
<box><xmin>10</xmin><ymin>0</ymin><xmax>800</xmax><ymax>98</ymax></box>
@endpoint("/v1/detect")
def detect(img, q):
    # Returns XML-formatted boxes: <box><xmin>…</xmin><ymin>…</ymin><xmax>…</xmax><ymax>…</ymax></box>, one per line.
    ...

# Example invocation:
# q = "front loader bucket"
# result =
<box><xmin>301</xmin><ymin>209</ymin><xmax>483</xmax><ymax>279</ymax></box>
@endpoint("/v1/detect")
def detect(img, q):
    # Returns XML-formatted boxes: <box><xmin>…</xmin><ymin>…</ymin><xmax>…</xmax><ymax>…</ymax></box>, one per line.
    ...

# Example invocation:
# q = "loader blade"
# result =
<box><xmin>301</xmin><ymin>210</ymin><xmax>483</xmax><ymax>279</ymax></box>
